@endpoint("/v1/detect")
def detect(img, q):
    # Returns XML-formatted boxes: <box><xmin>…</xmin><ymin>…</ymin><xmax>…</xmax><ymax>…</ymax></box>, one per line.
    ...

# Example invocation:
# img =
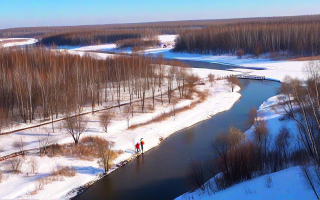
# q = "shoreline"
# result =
<box><xmin>66</xmin><ymin>83</ymin><xmax>242</xmax><ymax>199</ymax></box>
<box><xmin>0</xmin><ymin>76</ymin><xmax>242</xmax><ymax>199</ymax></box>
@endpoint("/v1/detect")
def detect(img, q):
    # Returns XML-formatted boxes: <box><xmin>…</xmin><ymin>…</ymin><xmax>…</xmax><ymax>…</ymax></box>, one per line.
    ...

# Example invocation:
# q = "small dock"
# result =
<box><xmin>236</xmin><ymin>74</ymin><xmax>265</xmax><ymax>80</ymax></box>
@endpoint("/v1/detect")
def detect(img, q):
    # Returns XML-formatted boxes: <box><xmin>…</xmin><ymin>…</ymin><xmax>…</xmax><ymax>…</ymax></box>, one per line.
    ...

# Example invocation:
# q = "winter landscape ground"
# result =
<box><xmin>0</xmin><ymin>35</ymin><xmax>318</xmax><ymax>199</ymax></box>
<box><xmin>1</xmin><ymin>7</ymin><xmax>320</xmax><ymax>199</ymax></box>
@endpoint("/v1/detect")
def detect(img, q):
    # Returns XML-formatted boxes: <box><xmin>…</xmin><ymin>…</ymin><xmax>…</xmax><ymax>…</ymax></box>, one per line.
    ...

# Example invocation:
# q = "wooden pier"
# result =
<box><xmin>235</xmin><ymin>74</ymin><xmax>266</xmax><ymax>80</ymax></box>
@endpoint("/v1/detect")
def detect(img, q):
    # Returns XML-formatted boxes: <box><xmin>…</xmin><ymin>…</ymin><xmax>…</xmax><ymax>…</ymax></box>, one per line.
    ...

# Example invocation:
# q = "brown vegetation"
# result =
<box><xmin>33</xmin><ymin>166</ymin><xmax>76</xmax><ymax>192</ymax></box>
<box><xmin>96</xmin><ymin>138</ymin><xmax>116</xmax><ymax>173</ymax></box>
<box><xmin>99</xmin><ymin>111</ymin><xmax>113</xmax><ymax>133</ymax></box>
<box><xmin>45</xmin><ymin>136</ymin><xmax>120</xmax><ymax>162</ymax></box>
<box><xmin>0</xmin><ymin>48</ymin><xmax>190</xmax><ymax>133</ymax></box>
<box><xmin>227</xmin><ymin>77</ymin><xmax>241</xmax><ymax>92</ymax></box>
<box><xmin>174</xmin><ymin>16</ymin><xmax>320</xmax><ymax>57</ymax></box>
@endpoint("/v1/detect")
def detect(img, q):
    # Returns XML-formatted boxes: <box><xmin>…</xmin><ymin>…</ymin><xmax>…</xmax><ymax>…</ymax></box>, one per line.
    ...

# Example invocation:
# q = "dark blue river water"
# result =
<box><xmin>75</xmin><ymin>77</ymin><xmax>280</xmax><ymax>200</ymax></box>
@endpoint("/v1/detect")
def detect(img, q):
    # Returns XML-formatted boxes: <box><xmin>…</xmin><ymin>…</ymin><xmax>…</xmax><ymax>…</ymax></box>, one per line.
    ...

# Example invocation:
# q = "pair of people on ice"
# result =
<box><xmin>135</xmin><ymin>138</ymin><xmax>145</xmax><ymax>154</ymax></box>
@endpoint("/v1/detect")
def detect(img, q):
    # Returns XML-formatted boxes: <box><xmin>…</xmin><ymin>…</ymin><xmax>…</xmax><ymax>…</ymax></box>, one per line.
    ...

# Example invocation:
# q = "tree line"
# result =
<box><xmin>2</xmin><ymin>14</ymin><xmax>319</xmax><ymax>44</ymax></box>
<box><xmin>174</xmin><ymin>18</ymin><xmax>320</xmax><ymax>57</ymax></box>
<box><xmin>39</xmin><ymin>29</ymin><xmax>160</xmax><ymax>46</ymax></box>
<box><xmin>0</xmin><ymin>47</ymin><xmax>192</xmax><ymax>132</ymax></box>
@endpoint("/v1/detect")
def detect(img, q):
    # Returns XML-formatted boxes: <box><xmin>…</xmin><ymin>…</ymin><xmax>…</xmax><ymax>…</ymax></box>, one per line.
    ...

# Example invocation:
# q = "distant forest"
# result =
<box><xmin>40</xmin><ymin>30</ymin><xmax>151</xmax><ymax>46</ymax></box>
<box><xmin>1</xmin><ymin>15</ymin><xmax>320</xmax><ymax>54</ymax></box>
<box><xmin>174</xmin><ymin>15</ymin><xmax>320</xmax><ymax>57</ymax></box>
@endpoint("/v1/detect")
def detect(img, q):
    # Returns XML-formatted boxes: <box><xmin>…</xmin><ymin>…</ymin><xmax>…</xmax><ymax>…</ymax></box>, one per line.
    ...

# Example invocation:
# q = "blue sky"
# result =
<box><xmin>1</xmin><ymin>0</ymin><xmax>319</xmax><ymax>29</ymax></box>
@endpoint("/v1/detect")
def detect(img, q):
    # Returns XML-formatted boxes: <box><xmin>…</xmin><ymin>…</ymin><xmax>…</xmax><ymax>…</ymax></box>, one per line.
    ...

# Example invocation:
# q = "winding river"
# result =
<box><xmin>74</xmin><ymin>59</ymin><xmax>280</xmax><ymax>200</ymax></box>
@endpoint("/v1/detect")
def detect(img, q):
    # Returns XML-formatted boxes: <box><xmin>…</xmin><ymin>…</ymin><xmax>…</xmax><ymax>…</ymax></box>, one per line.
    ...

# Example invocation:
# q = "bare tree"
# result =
<box><xmin>187</xmin><ymin>159</ymin><xmax>205</xmax><ymax>191</ymax></box>
<box><xmin>227</xmin><ymin>76</ymin><xmax>241</xmax><ymax>92</ymax></box>
<box><xmin>99</xmin><ymin>111</ymin><xmax>113</xmax><ymax>133</ymax></box>
<box><xmin>208</xmin><ymin>73</ymin><xmax>215</xmax><ymax>87</ymax></box>
<box><xmin>246</xmin><ymin>107</ymin><xmax>257</xmax><ymax>129</ymax></box>
<box><xmin>0</xmin><ymin>108</ymin><xmax>8</xmax><ymax>133</ymax></box>
<box><xmin>29</xmin><ymin>157</ymin><xmax>38</xmax><ymax>174</ymax></box>
<box><xmin>96</xmin><ymin>138</ymin><xmax>116</xmax><ymax>173</ymax></box>
<box><xmin>122</xmin><ymin>105</ymin><xmax>132</xmax><ymax>129</ymax></box>
<box><xmin>300</xmin><ymin>163</ymin><xmax>320</xmax><ymax>199</ymax></box>
<box><xmin>253</xmin><ymin>117</ymin><xmax>270</xmax><ymax>160</ymax></box>
<box><xmin>7</xmin><ymin>157</ymin><xmax>23</xmax><ymax>173</ymax></box>
<box><xmin>64</xmin><ymin>115</ymin><xmax>87</xmax><ymax>145</ymax></box>
<box><xmin>274</xmin><ymin>127</ymin><xmax>291</xmax><ymax>168</ymax></box>
<box><xmin>38</xmin><ymin>128</ymin><xmax>52</xmax><ymax>154</ymax></box>
<box><xmin>171</xmin><ymin>98</ymin><xmax>179</xmax><ymax>118</ymax></box>
<box><xmin>237</xmin><ymin>49</ymin><xmax>245</xmax><ymax>59</ymax></box>
<box><xmin>13</xmin><ymin>136</ymin><xmax>26</xmax><ymax>153</ymax></box>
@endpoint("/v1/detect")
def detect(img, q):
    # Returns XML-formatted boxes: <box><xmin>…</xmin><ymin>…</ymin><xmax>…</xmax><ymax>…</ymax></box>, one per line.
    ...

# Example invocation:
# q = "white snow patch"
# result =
<box><xmin>176</xmin><ymin>166</ymin><xmax>316</xmax><ymax>200</ymax></box>
<box><xmin>158</xmin><ymin>34</ymin><xmax>178</xmax><ymax>43</ymax></box>
<box><xmin>72</xmin><ymin>44</ymin><xmax>117</xmax><ymax>51</ymax></box>
<box><xmin>0</xmin><ymin>38</ymin><xmax>38</xmax><ymax>47</ymax></box>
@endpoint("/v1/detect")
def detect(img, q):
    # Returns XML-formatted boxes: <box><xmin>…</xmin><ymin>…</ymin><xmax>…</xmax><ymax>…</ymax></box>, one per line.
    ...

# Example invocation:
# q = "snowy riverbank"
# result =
<box><xmin>176</xmin><ymin>94</ymin><xmax>317</xmax><ymax>200</ymax></box>
<box><xmin>0</xmin><ymin>38</ymin><xmax>38</xmax><ymax>47</ymax></box>
<box><xmin>0</xmin><ymin>68</ymin><xmax>241</xmax><ymax>199</ymax></box>
<box><xmin>71</xmin><ymin>45</ymin><xmax>310</xmax><ymax>83</ymax></box>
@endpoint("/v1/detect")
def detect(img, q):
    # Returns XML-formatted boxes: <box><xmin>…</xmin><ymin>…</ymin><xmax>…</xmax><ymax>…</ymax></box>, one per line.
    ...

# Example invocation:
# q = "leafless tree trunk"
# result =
<box><xmin>64</xmin><ymin>115</ymin><xmax>87</xmax><ymax>145</ymax></box>
<box><xmin>96</xmin><ymin>138</ymin><xmax>116</xmax><ymax>173</ymax></box>
<box><xmin>99</xmin><ymin>111</ymin><xmax>113</xmax><ymax>133</ymax></box>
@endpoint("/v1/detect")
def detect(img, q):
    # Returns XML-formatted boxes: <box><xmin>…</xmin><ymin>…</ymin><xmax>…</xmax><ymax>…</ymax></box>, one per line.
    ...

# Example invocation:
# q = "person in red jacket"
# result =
<box><xmin>135</xmin><ymin>142</ymin><xmax>140</xmax><ymax>153</ymax></box>
<box><xmin>140</xmin><ymin>138</ymin><xmax>145</xmax><ymax>154</ymax></box>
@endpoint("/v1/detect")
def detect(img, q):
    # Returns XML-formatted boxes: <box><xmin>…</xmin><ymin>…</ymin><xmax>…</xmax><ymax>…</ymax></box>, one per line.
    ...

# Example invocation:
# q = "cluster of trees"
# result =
<box><xmin>39</xmin><ymin>30</ymin><xmax>156</xmax><ymax>46</ymax></box>
<box><xmin>116</xmin><ymin>38</ymin><xmax>159</xmax><ymax>49</ymax></box>
<box><xmin>174</xmin><ymin>17</ymin><xmax>320</xmax><ymax>57</ymax></box>
<box><xmin>188</xmin><ymin>110</ymin><xmax>304</xmax><ymax>193</ymax></box>
<box><xmin>276</xmin><ymin>61</ymin><xmax>320</xmax><ymax>197</ymax></box>
<box><xmin>189</xmin><ymin>61</ymin><xmax>320</xmax><ymax>198</ymax></box>
<box><xmin>0</xmin><ymin>48</ymin><xmax>194</xmax><ymax>133</ymax></box>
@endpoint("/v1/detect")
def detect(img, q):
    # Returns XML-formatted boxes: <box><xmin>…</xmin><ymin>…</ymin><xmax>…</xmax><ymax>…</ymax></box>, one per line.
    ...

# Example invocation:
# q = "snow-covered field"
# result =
<box><xmin>143</xmin><ymin>50</ymin><xmax>309</xmax><ymax>82</ymax></box>
<box><xmin>0</xmin><ymin>35</ymin><xmax>315</xmax><ymax>199</ymax></box>
<box><xmin>0</xmin><ymin>38</ymin><xmax>38</xmax><ymax>47</ymax></box>
<box><xmin>0</xmin><ymin>67</ymin><xmax>241</xmax><ymax>199</ymax></box>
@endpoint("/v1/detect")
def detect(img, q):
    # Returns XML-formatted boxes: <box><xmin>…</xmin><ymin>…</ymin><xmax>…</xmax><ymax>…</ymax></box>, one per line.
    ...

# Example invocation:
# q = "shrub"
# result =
<box><xmin>35</xmin><ymin>179</ymin><xmax>45</xmax><ymax>190</ymax></box>
<box><xmin>53</xmin><ymin>166</ymin><xmax>76</xmax><ymax>177</ymax></box>
<box><xmin>8</xmin><ymin>157</ymin><xmax>23</xmax><ymax>173</ymax></box>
